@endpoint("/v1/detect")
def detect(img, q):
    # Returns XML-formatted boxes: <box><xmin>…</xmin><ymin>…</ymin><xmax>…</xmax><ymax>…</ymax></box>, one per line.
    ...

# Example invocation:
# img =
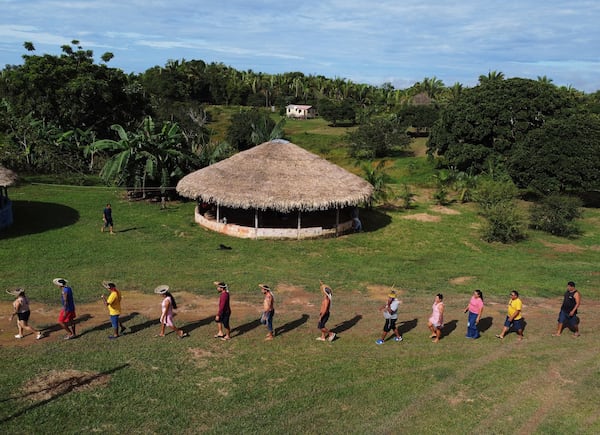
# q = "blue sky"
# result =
<box><xmin>2</xmin><ymin>0</ymin><xmax>599</xmax><ymax>92</ymax></box>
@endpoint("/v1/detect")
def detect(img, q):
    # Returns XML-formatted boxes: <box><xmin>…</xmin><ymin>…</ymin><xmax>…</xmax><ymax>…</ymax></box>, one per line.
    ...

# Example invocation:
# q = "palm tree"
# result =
<box><xmin>478</xmin><ymin>70</ymin><xmax>505</xmax><ymax>84</ymax></box>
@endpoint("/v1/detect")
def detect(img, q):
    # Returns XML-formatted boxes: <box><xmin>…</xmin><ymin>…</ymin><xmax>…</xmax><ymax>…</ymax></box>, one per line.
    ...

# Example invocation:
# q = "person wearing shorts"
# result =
<box><xmin>54</xmin><ymin>278</ymin><xmax>76</xmax><ymax>339</ymax></box>
<box><xmin>496</xmin><ymin>290</ymin><xmax>523</xmax><ymax>340</ymax></box>
<box><xmin>101</xmin><ymin>281</ymin><xmax>127</xmax><ymax>339</ymax></box>
<box><xmin>377</xmin><ymin>290</ymin><xmax>402</xmax><ymax>344</ymax></box>
<box><xmin>553</xmin><ymin>281</ymin><xmax>581</xmax><ymax>337</ymax></box>
<box><xmin>214</xmin><ymin>281</ymin><xmax>231</xmax><ymax>340</ymax></box>
<box><xmin>9</xmin><ymin>288</ymin><xmax>43</xmax><ymax>340</ymax></box>
<box><xmin>317</xmin><ymin>281</ymin><xmax>335</xmax><ymax>342</ymax></box>
<box><xmin>102</xmin><ymin>203</ymin><xmax>114</xmax><ymax>234</ymax></box>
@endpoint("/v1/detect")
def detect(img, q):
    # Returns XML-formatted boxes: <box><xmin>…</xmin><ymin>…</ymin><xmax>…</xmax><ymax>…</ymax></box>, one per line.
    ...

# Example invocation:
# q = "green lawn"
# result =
<box><xmin>1</xmin><ymin>180</ymin><xmax>599</xmax><ymax>434</ymax></box>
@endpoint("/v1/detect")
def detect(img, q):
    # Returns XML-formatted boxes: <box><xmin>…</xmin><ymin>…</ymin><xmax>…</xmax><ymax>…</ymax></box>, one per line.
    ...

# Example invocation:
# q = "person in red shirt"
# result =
<box><xmin>214</xmin><ymin>281</ymin><xmax>231</xmax><ymax>340</ymax></box>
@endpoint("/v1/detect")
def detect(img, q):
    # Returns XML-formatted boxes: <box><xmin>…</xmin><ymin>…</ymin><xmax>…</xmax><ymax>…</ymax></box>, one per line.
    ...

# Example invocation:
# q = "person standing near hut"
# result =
<box><xmin>100</xmin><ymin>281</ymin><xmax>127</xmax><ymax>339</ymax></box>
<box><xmin>8</xmin><ymin>288</ymin><xmax>43</xmax><ymax>340</ymax></box>
<box><xmin>53</xmin><ymin>278</ymin><xmax>76</xmax><ymax>339</ymax></box>
<box><xmin>317</xmin><ymin>281</ymin><xmax>336</xmax><ymax>342</ymax></box>
<box><xmin>102</xmin><ymin>203</ymin><xmax>114</xmax><ymax>234</ymax></box>
<box><xmin>259</xmin><ymin>284</ymin><xmax>275</xmax><ymax>340</ymax></box>
<box><xmin>214</xmin><ymin>281</ymin><xmax>231</xmax><ymax>340</ymax></box>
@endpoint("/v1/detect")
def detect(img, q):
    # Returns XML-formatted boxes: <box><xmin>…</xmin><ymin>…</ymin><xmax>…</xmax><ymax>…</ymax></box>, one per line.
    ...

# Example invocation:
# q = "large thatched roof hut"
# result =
<box><xmin>0</xmin><ymin>165</ymin><xmax>17</xmax><ymax>230</ymax></box>
<box><xmin>177</xmin><ymin>140</ymin><xmax>373</xmax><ymax>239</ymax></box>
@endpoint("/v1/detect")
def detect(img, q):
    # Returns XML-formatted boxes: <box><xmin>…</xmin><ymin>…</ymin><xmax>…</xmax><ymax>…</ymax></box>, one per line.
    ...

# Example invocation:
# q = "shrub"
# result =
<box><xmin>481</xmin><ymin>202</ymin><xmax>527</xmax><ymax>243</ymax></box>
<box><xmin>530</xmin><ymin>194</ymin><xmax>583</xmax><ymax>237</ymax></box>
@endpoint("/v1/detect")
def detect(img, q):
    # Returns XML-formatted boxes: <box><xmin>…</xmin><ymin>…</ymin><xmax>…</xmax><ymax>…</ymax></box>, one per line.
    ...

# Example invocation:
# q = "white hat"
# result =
<box><xmin>6</xmin><ymin>288</ymin><xmax>25</xmax><ymax>296</ymax></box>
<box><xmin>53</xmin><ymin>278</ymin><xmax>68</xmax><ymax>286</ymax></box>
<box><xmin>154</xmin><ymin>284</ymin><xmax>170</xmax><ymax>294</ymax></box>
<box><xmin>102</xmin><ymin>280</ymin><xmax>116</xmax><ymax>289</ymax></box>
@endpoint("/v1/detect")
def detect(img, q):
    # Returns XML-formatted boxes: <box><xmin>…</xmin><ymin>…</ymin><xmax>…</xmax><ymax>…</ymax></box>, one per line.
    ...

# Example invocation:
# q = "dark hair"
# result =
<box><xmin>165</xmin><ymin>291</ymin><xmax>177</xmax><ymax>309</ymax></box>
<box><xmin>511</xmin><ymin>290</ymin><xmax>519</xmax><ymax>297</ymax></box>
<box><xmin>567</xmin><ymin>281</ymin><xmax>576</xmax><ymax>287</ymax></box>
<box><xmin>436</xmin><ymin>293</ymin><xmax>443</xmax><ymax>301</ymax></box>
<box><xmin>475</xmin><ymin>289</ymin><xmax>483</xmax><ymax>301</ymax></box>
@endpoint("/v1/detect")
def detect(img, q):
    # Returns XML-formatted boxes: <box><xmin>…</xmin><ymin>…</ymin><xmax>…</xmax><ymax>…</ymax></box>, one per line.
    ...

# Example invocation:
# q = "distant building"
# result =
<box><xmin>286</xmin><ymin>104</ymin><xmax>317</xmax><ymax>119</ymax></box>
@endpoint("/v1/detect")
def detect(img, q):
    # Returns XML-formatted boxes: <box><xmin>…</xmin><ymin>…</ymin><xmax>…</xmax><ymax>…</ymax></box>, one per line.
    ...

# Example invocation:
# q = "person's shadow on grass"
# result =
<box><xmin>440</xmin><ymin>319</ymin><xmax>458</xmax><ymax>339</ymax></box>
<box><xmin>331</xmin><ymin>314</ymin><xmax>362</xmax><ymax>334</ymax></box>
<box><xmin>231</xmin><ymin>319</ymin><xmax>261</xmax><ymax>337</ymax></box>
<box><xmin>398</xmin><ymin>318</ymin><xmax>418</xmax><ymax>336</ymax></box>
<box><xmin>478</xmin><ymin>316</ymin><xmax>494</xmax><ymax>333</ymax></box>
<box><xmin>274</xmin><ymin>314</ymin><xmax>310</xmax><ymax>336</ymax></box>
<box><xmin>182</xmin><ymin>315</ymin><xmax>215</xmax><ymax>334</ymax></box>
<box><xmin>77</xmin><ymin>312</ymin><xmax>141</xmax><ymax>337</ymax></box>
<box><xmin>40</xmin><ymin>314</ymin><xmax>93</xmax><ymax>338</ymax></box>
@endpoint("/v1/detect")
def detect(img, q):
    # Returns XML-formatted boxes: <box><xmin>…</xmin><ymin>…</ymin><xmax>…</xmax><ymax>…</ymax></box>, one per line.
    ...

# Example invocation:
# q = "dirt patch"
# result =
<box><xmin>540</xmin><ymin>240</ymin><xmax>584</xmax><ymax>253</ymax></box>
<box><xmin>402</xmin><ymin>213</ymin><xmax>441</xmax><ymax>222</ymax></box>
<box><xmin>22</xmin><ymin>369</ymin><xmax>110</xmax><ymax>402</ymax></box>
<box><xmin>449</xmin><ymin>276</ymin><xmax>476</xmax><ymax>285</ymax></box>
<box><xmin>430</xmin><ymin>205</ymin><xmax>460</xmax><ymax>215</ymax></box>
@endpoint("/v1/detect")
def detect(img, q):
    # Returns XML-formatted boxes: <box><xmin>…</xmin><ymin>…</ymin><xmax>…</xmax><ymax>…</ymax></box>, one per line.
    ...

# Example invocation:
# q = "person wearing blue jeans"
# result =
<box><xmin>259</xmin><ymin>284</ymin><xmax>275</xmax><ymax>340</ymax></box>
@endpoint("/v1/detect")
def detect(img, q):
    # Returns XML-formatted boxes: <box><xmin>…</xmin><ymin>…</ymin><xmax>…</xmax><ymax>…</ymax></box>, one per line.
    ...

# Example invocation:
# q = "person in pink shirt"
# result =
<box><xmin>427</xmin><ymin>293</ymin><xmax>445</xmax><ymax>343</ymax></box>
<box><xmin>464</xmin><ymin>289</ymin><xmax>484</xmax><ymax>339</ymax></box>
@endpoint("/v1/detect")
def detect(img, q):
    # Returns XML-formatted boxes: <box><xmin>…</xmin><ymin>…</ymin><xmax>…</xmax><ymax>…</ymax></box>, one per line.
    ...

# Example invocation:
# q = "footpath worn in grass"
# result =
<box><xmin>1</xmin><ymin>184</ymin><xmax>600</xmax><ymax>434</ymax></box>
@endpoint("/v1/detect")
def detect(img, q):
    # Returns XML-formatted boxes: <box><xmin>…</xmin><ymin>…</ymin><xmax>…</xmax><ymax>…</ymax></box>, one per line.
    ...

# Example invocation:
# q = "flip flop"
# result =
<box><xmin>214</xmin><ymin>334</ymin><xmax>225</xmax><ymax>338</ymax></box>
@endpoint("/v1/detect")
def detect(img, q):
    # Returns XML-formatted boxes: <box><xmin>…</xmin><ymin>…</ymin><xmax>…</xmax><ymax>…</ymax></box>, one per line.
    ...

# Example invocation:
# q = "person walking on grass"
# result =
<box><xmin>102</xmin><ymin>203</ymin><xmax>114</xmax><ymax>234</ymax></box>
<box><xmin>317</xmin><ymin>281</ymin><xmax>336</xmax><ymax>342</ymax></box>
<box><xmin>8</xmin><ymin>288</ymin><xmax>43</xmax><ymax>340</ymax></box>
<box><xmin>259</xmin><ymin>284</ymin><xmax>275</xmax><ymax>340</ymax></box>
<box><xmin>214</xmin><ymin>281</ymin><xmax>231</xmax><ymax>341</ymax></box>
<box><xmin>496</xmin><ymin>290</ymin><xmax>524</xmax><ymax>341</ymax></box>
<box><xmin>464</xmin><ymin>289</ymin><xmax>484</xmax><ymax>339</ymax></box>
<box><xmin>376</xmin><ymin>290</ymin><xmax>402</xmax><ymax>344</ymax></box>
<box><xmin>427</xmin><ymin>293</ymin><xmax>445</xmax><ymax>343</ymax></box>
<box><xmin>53</xmin><ymin>278</ymin><xmax>76</xmax><ymax>339</ymax></box>
<box><xmin>100</xmin><ymin>281</ymin><xmax>127</xmax><ymax>339</ymax></box>
<box><xmin>553</xmin><ymin>281</ymin><xmax>581</xmax><ymax>337</ymax></box>
<box><xmin>155</xmin><ymin>285</ymin><xmax>188</xmax><ymax>338</ymax></box>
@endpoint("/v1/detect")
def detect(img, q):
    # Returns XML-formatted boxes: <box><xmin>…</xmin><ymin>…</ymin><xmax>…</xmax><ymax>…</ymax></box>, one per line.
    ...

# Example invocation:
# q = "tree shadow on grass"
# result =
<box><xmin>360</xmin><ymin>208</ymin><xmax>392</xmax><ymax>233</ymax></box>
<box><xmin>331</xmin><ymin>314</ymin><xmax>362</xmax><ymax>334</ymax></box>
<box><xmin>0</xmin><ymin>363</ymin><xmax>129</xmax><ymax>423</ymax></box>
<box><xmin>275</xmin><ymin>314</ymin><xmax>310</xmax><ymax>336</ymax></box>
<box><xmin>0</xmin><ymin>201</ymin><xmax>79</xmax><ymax>240</ymax></box>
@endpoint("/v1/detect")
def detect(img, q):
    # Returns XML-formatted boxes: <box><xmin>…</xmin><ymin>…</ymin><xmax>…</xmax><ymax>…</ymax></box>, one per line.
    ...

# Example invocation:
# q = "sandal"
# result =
<box><xmin>214</xmin><ymin>334</ymin><xmax>225</xmax><ymax>338</ymax></box>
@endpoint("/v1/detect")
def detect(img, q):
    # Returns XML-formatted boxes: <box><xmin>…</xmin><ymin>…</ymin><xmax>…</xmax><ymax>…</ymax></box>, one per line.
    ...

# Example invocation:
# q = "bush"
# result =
<box><xmin>481</xmin><ymin>202</ymin><xmax>527</xmax><ymax>243</ymax></box>
<box><xmin>530</xmin><ymin>194</ymin><xmax>583</xmax><ymax>237</ymax></box>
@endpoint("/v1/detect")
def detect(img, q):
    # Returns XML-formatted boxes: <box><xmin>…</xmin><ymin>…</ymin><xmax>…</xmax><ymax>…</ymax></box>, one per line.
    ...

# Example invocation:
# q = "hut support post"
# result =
<box><xmin>297</xmin><ymin>211</ymin><xmax>301</xmax><ymax>240</ymax></box>
<box><xmin>216</xmin><ymin>204</ymin><xmax>220</xmax><ymax>222</ymax></box>
<box><xmin>335</xmin><ymin>207</ymin><xmax>340</xmax><ymax>237</ymax></box>
<box><xmin>255</xmin><ymin>209</ymin><xmax>259</xmax><ymax>239</ymax></box>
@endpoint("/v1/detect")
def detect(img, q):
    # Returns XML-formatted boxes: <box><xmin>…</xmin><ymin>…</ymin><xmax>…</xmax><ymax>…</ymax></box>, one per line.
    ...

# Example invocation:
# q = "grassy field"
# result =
<box><xmin>1</xmin><ymin>124</ymin><xmax>600</xmax><ymax>434</ymax></box>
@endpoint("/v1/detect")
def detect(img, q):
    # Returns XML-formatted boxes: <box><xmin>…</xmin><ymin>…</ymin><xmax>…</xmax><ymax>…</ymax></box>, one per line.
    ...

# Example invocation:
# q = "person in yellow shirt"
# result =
<box><xmin>101</xmin><ymin>281</ymin><xmax>127</xmax><ymax>339</ymax></box>
<box><xmin>496</xmin><ymin>290</ymin><xmax>524</xmax><ymax>340</ymax></box>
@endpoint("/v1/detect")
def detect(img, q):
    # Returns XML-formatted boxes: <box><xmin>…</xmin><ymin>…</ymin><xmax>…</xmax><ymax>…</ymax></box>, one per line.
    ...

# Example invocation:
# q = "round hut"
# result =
<box><xmin>0</xmin><ymin>165</ymin><xmax>17</xmax><ymax>230</ymax></box>
<box><xmin>176</xmin><ymin>140</ymin><xmax>373</xmax><ymax>239</ymax></box>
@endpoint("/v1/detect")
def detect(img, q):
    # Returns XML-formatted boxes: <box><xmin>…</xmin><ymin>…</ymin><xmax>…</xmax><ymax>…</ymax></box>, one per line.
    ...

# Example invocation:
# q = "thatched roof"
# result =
<box><xmin>177</xmin><ymin>140</ymin><xmax>373</xmax><ymax>212</ymax></box>
<box><xmin>0</xmin><ymin>165</ymin><xmax>17</xmax><ymax>187</ymax></box>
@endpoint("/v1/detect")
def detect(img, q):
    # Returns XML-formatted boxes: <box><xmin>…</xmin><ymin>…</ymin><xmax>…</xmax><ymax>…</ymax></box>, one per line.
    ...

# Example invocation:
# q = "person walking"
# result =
<box><xmin>464</xmin><ymin>289</ymin><xmax>484</xmax><ymax>339</ymax></box>
<box><xmin>427</xmin><ymin>293</ymin><xmax>445</xmax><ymax>343</ymax></box>
<box><xmin>317</xmin><ymin>281</ymin><xmax>336</xmax><ymax>342</ymax></box>
<box><xmin>53</xmin><ymin>278</ymin><xmax>76</xmax><ymax>339</ymax></box>
<box><xmin>553</xmin><ymin>281</ymin><xmax>581</xmax><ymax>337</ymax></box>
<box><xmin>100</xmin><ymin>281</ymin><xmax>127</xmax><ymax>339</ymax></box>
<box><xmin>496</xmin><ymin>290</ymin><xmax>524</xmax><ymax>341</ymax></box>
<box><xmin>214</xmin><ymin>281</ymin><xmax>231</xmax><ymax>340</ymax></box>
<box><xmin>376</xmin><ymin>290</ymin><xmax>402</xmax><ymax>344</ymax></box>
<box><xmin>154</xmin><ymin>285</ymin><xmax>188</xmax><ymax>338</ymax></box>
<box><xmin>259</xmin><ymin>284</ymin><xmax>275</xmax><ymax>340</ymax></box>
<box><xmin>102</xmin><ymin>203</ymin><xmax>114</xmax><ymax>234</ymax></box>
<box><xmin>8</xmin><ymin>288</ymin><xmax>43</xmax><ymax>340</ymax></box>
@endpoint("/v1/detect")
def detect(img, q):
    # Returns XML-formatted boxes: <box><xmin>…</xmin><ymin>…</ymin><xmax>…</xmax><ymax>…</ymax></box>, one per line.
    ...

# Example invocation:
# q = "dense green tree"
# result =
<box><xmin>428</xmin><ymin>78</ymin><xmax>578</xmax><ymax>173</ymax></box>
<box><xmin>318</xmin><ymin>98</ymin><xmax>356</xmax><ymax>126</ymax></box>
<box><xmin>530</xmin><ymin>194</ymin><xmax>582</xmax><ymax>237</ymax></box>
<box><xmin>508</xmin><ymin>113</ymin><xmax>600</xmax><ymax>193</ymax></box>
<box><xmin>226</xmin><ymin>109</ymin><xmax>275</xmax><ymax>151</ymax></box>
<box><xmin>396</xmin><ymin>105</ymin><xmax>439</xmax><ymax>135</ymax></box>
<box><xmin>347</xmin><ymin>116</ymin><xmax>410</xmax><ymax>159</ymax></box>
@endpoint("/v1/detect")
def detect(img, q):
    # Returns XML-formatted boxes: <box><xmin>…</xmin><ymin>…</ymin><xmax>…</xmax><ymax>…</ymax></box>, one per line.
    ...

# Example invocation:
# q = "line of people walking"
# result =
<box><xmin>5</xmin><ymin>279</ymin><xmax>582</xmax><ymax>343</ymax></box>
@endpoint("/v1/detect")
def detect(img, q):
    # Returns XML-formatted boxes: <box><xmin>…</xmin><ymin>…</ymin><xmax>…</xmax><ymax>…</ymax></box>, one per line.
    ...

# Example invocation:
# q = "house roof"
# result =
<box><xmin>286</xmin><ymin>104</ymin><xmax>313</xmax><ymax>110</ymax></box>
<box><xmin>0</xmin><ymin>165</ymin><xmax>17</xmax><ymax>187</ymax></box>
<box><xmin>176</xmin><ymin>140</ymin><xmax>373</xmax><ymax>212</ymax></box>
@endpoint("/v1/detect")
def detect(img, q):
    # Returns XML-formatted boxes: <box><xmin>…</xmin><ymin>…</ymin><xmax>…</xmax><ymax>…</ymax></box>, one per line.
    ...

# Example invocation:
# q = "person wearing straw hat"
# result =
<box><xmin>154</xmin><ymin>285</ymin><xmax>188</xmax><ymax>338</ymax></box>
<box><xmin>8</xmin><ymin>288</ymin><xmax>43</xmax><ymax>340</ymax></box>
<box><xmin>213</xmin><ymin>281</ymin><xmax>231</xmax><ymax>340</ymax></box>
<box><xmin>259</xmin><ymin>284</ymin><xmax>275</xmax><ymax>340</ymax></box>
<box><xmin>100</xmin><ymin>281</ymin><xmax>127</xmax><ymax>339</ymax></box>
<box><xmin>316</xmin><ymin>281</ymin><xmax>336</xmax><ymax>342</ymax></box>
<box><xmin>376</xmin><ymin>290</ymin><xmax>402</xmax><ymax>345</ymax></box>
<box><xmin>53</xmin><ymin>278</ymin><xmax>76</xmax><ymax>339</ymax></box>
